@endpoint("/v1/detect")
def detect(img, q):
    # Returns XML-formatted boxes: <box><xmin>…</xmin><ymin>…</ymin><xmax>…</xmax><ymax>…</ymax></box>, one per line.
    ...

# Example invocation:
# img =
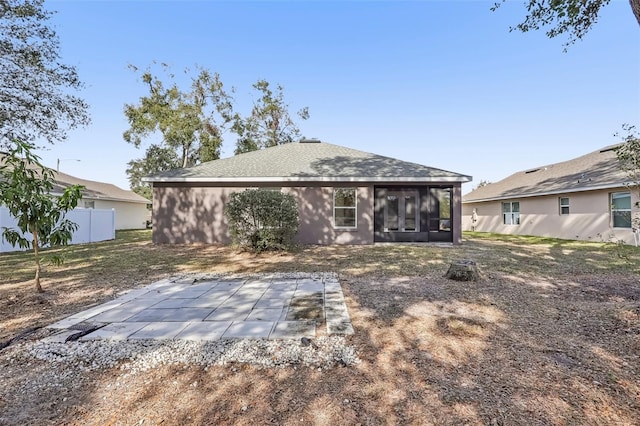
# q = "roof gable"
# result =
<box><xmin>463</xmin><ymin>144</ymin><xmax>628</xmax><ymax>203</ymax></box>
<box><xmin>144</xmin><ymin>141</ymin><xmax>471</xmax><ymax>183</ymax></box>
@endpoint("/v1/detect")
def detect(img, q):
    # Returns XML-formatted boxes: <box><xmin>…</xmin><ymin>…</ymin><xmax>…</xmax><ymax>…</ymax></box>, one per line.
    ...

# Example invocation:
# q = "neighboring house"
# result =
<box><xmin>53</xmin><ymin>171</ymin><xmax>150</xmax><ymax>230</ymax></box>
<box><xmin>144</xmin><ymin>139</ymin><xmax>472</xmax><ymax>245</ymax></box>
<box><xmin>462</xmin><ymin>144</ymin><xmax>639</xmax><ymax>245</ymax></box>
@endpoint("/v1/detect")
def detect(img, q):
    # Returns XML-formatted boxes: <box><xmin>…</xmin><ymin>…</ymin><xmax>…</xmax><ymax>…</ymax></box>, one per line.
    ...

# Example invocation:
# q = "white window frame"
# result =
<box><xmin>334</xmin><ymin>188</ymin><xmax>357</xmax><ymax>229</ymax></box>
<box><xmin>611</xmin><ymin>192</ymin><xmax>632</xmax><ymax>228</ymax></box>
<box><xmin>559</xmin><ymin>197</ymin><xmax>570</xmax><ymax>215</ymax></box>
<box><xmin>502</xmin><ymin>201</ymin><xmax>520</xmax><ymax>225</ymax></box>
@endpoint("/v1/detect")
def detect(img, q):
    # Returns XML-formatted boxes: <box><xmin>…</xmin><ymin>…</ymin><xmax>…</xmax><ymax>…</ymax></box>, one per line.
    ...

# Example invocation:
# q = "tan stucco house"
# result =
<box><xmin>463</xmin><ymin>144</ymin><xmax>639</xmax><ymax>245</ymax></box>
<box><xmin>144</xmin><ymin>139</ymin><xmax>472</xmax><ymax>245</ymax></box>
<box><xmin>53</xmin><ymin>171</ymin><xmax>150</xmax><ymax>230</ymax></box>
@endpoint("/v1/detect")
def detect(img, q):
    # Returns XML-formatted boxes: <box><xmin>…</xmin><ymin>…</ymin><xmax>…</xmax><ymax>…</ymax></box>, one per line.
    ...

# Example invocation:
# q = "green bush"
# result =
<box><xmin>224</xmin><ymin>189</ymin><xmax>299</xmax><ymax>252</ymax></box>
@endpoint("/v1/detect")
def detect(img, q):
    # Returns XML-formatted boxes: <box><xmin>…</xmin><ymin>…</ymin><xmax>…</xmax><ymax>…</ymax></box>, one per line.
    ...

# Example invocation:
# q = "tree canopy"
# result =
<box><xmin>124</xmin><ymin>66</ymin><xmax>309</xmax><ymax>196</ymax></box>
<box><xmin>0</xmin><ymin>0</ymin><xmax>89</xmax><ymax>149</ymax></box>
<box><xmin>493</xmin><ymin>0</ymin><xmax>640</xmax><ymax>48</ymax></box>
<box><xmin>123</xmin><ymin>64</ymin><xmax>235</xmax><ymax>196</ymax></box>
<box><xmin>233</xmin><ymin>80</ymin><xmax>310</xmax><ymax>155</ymax></box>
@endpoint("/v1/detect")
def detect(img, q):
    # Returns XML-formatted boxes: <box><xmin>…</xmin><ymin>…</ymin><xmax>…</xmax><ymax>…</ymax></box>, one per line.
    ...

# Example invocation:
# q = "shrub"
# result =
<box><xmin>224</xmin><ymin>189</ymin><xmax>299</xmax><ymax>252</ymax></box>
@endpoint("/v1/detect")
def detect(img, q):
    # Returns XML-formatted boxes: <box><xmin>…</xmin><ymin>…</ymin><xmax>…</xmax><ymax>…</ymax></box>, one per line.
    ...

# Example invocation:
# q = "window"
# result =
<box><xmin>559</xmin><ymin>197</ymin><xmax>570</xmax><ymax>215</ymax></box>
<box><xmin>502</xmin><ymin>201</ymin><xmax>520</xmax><ymax>225</ymax></box>
<box><xmin>334</xmin><ymin>188</ymin><xmax>357</xmax><ymax>228</ymax></box>
<box><xmin>84</xmin><ymin>201</ymin><xmax>95</xmax><ymax>209</ymax></box>
<box><xmin>611</xmin><ymin>192</ymin><xmax>632</xmax><ymax>228</ymax></box>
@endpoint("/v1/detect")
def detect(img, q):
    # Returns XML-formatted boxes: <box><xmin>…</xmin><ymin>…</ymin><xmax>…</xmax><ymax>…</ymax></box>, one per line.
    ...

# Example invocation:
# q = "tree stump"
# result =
<box><xmin>444</xmin><ymin>259</ymin><xmax>482</xmax><ymax>281</ymax></box>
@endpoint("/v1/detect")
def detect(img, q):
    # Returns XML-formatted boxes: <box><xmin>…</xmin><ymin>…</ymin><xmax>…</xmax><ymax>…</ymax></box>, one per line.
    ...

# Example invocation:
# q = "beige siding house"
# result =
<box><xmin>463</xmin><ymin>145</ymin><xmax>639</xmax><ymax>245</ymax></box>
<box><xmin>144</xmin><ymin>139</ymin><xmax>472</xmax><ymax>245</ymax></box>
<box><xmin>53</xmin><ymin>171</ymin><xmax>150</xmax><ymax>230</ymax></box>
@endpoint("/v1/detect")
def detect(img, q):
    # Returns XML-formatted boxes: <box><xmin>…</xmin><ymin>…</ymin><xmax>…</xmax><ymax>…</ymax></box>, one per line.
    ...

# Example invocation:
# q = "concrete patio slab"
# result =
<box><xmin>215</xmin><ymin>299</ymin><xmax>257</xmax><ymax>311</ymax></box>
<box><xmin>88</xmin><ymin>304</ymin><xmax>151</xmax><ymax>323</ymax></box>
<box><xmin>269</xmin><ymin>282</ymin><xmax>298</xmax><ymax>291</ymax></box>
<box><xmin>262</xmin><ymin>289</ymin><xmax>295</xmax><ymax>299</ymax></box>
<box><xmin>182</xmin><ymin>297</ymin><xmax>226</xmax><ymax>309</ymax></box>
<box><xmin>204</xmin><ymin>307</ymin><xmax>252</xmax><ymax>322</ymax></box>
<box><xmin>254</xmin><ymin>298</ymin><xmax>291</xmax><ymax>309</ymax></box>
<box><xmin>48</xmin><ymin>316</ymin><xmax>95</xmax><ymax>330</ymax></box>
<box><xmin>222</xmin><ymin>321</ymin><xmax>274</xmax><ymax>339</ymax></box>
<box><xmin>127</xmin><ymin>308</ymin><xmax>214</xmax><ymax>322</ymax></box>
<box><xmin>246</xmin><ymin>308</ymin><xmax>284</xmax><ymax>321</ymax></box>
<box><xmin>44</xmin><ymin>273</ymin><xmax>353</xmax><ymax>342</ymax></box>
<box><xmin>65</xmin><ymin>300</ymin><xmax>126</xmax><ymax>321</ymax></box>
<box><xmin>270</xmin><ymin>321</ymin><xmax>316</xmax><ymax>339</ymax></box>
<box><xmin>327</xmin><ymin>321</ymin><xmax>355</xmax><ymax>335</ymax></box>
<box><xmin>166</xmin><ymin>287</ymin><xmax>212</xmax><ymax>299</ymax></box>
<box><xmin>128</xmin><ymin>322</ymin><xmax>191</xmax><ymax>340</ymax></box>
<box><xmin>175</xmin><ymin>321</ymin><xmax>233</xmax><ymax>341</ymax></box>
<box><xmin>149</xmin><ymin>298</ymin><xmax>197</xmax><ymax>309</ymax></box>
<box><xmin>80</xmin><ymin>322</ymin><xmax>150</xmax><ymax>341</ymax></box>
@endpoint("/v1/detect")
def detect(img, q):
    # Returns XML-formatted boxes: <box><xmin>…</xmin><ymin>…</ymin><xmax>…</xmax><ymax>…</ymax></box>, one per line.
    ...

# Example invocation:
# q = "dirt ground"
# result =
<box><xmin>0</xmin><ymin>232</ymin><xmax>639</xmax><ymax>425</ymax></box>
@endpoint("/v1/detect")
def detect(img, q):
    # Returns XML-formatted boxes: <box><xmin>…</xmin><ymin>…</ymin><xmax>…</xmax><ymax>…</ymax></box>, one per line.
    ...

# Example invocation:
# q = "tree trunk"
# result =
<box><xmin>444</xmin><ymin>259</ymin><xmax>482</xmax><ymax>282</ymax></box>
<box><xmin>32</xmin><ymin>227</ymin><xmax>43</xmax><ymax>293</ymax></box>
<box><xmin>631</xmin><ymin>0</ymin><xmax>640</xmax><ymax>27</ymax></box>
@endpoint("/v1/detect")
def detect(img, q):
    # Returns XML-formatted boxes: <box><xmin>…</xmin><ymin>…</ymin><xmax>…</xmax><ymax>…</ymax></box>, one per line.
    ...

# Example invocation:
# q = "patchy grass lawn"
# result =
<box><xmin>1</xmin><ymin>230</ymin><xmax>639</xmax><ymax>425</ymax></box>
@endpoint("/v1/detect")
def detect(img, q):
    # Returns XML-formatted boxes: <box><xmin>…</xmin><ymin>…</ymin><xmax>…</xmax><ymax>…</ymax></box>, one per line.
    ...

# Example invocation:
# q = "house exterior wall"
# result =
<box><xmin>87</xmin><ymin>199</ymin><xmax>149</xmax><ymax>230</ymax></box>
<box><xmin>152</xmin><ymin>184</ymin><xmax>375</xmax><ymax>245</ymax></box>
<box><xmin>284</xmin><ymin>185</ymin><xmax>374</xmax><ymax>245</ymax></box>
<box><xmin>462</xmin><ymin>188</ymin><xmax>639</xmax><ymax>244</ymax></box>
<box><xmin>153</xmin><ymin>181</ymin><xmax>464</xmax><ymax>246</ymax></box>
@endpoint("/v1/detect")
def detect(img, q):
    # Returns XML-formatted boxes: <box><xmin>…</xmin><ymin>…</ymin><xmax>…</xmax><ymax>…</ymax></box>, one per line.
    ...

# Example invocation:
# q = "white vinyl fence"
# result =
<box><xmin>0</xmin><ymin>207</ymin><xmax>115</xmax><ymax>253</ymax></box>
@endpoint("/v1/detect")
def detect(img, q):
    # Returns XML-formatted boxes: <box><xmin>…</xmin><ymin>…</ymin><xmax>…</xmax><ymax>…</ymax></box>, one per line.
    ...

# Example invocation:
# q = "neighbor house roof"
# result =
<box><xmin>0</xmin><ymin>153</ymin><xmax>149</xmax><ymax>204</ymax></box>
<box><xmin>53</xmin><ymin>170</ymin><xmax>149</xmax><ymax>204</ymax></box>
<box><xmin>144</xmin><ymin>140</ymin><xmax>472</xmax><ymax>183</ymax></box>
<box><xmin>464</xmin><ymin>144</ymin><xmax>629</xmax><ymax>203</ymax></box>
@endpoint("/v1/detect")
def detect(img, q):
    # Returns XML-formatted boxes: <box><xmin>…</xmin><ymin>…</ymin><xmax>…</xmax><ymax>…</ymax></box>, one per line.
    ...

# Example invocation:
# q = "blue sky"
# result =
<box><xmin>39</xmin><ymin>0</ymin><xmax>639</xmax><ymax>194</ymax></box>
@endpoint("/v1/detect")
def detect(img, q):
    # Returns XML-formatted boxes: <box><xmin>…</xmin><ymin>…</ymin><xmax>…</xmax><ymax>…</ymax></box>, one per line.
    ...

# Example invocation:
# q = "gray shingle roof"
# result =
<box><xmin>53</xmin><ymin>171</ymin><xmax>149</xmax><ymax>204</ymax></box>
<box><xmin>463</xmin><ymin>144</ymin><xmax>628</xmax><ymax>203</ymax></box>
<box><xmin>144</xmin><ymin>141</ymin><xmax>471</xmax><ymax>183</ymax></box>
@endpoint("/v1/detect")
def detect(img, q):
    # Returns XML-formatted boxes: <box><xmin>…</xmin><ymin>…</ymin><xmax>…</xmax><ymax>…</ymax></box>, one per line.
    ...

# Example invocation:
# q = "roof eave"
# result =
<box><xmin>143</xmin><ymin>175</ymin><xmax>473</xmax><ymax>184</ymax></box>
<box><xmin>51</xmin><ymin>192</ymin><xmax>150</xmax><ymax>204</ymax></box>
<box><xmin>463</xmin><ymin>182</ymin><xmax>629</xmax><ymax>203</ymax></box>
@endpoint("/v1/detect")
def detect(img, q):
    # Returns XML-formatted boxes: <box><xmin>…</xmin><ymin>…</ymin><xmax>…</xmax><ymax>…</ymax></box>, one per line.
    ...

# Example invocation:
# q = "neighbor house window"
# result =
<box><xmin>334</xmin><ymin>188</ymin><xmax>357</xmax><ymax>228</ymax></box>
<box><xmin>559</xmin><ymin>197</ymin><xmax>570</xmax><ymax>215</ymax></box>
<box><xmin>84</xmin><ymin>201</ymin><xmax>95</xmax><ymax>209</ymax></box>
<box><xmin>502</xmin><ymin>201</ymin><xmax>520</xmax><ymax>225</ymax></box>
<box><xmin>611</xmin><ymin>192</ymin><xmax>632</xmax><ymax>228</ymax></box>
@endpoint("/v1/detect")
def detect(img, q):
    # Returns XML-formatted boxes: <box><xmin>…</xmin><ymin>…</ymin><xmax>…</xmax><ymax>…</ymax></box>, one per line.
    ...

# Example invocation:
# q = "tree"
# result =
<box><xmin>123</xmin><ymin>64</ymin><xmax>234</xmax><ymax>196</ymax></box>
<box><xmin>615</xmin><ymin>124</ymin><xmax>640</xmax><ymax>230</ymax></box>
<box><xmin>233</xmin><ymin>80</ymin><xmax>309</xmax><ymax>155</ymax></box>
<box><xmin>492</xmin><ymin>0</ymin><xmax>640</xmax><ymax>49</ymax></box>
<box><xmin>474</xmin><ymin>179</ymin><xmax>491</xmax><ymax>190</ymax></box>
<box><xmin>0</xmin><ymin>141</ymin><xmax>84</xmax><ymax>292</ymax></box>
<box><xmin>0</xmin><ymin>0</ymin><xmax>89</xmax><ymax>150</ymax></box>
<box><xmin>126</xmin><ymin>144</ymin><xmax>178</xmax><ymax>200</ymax></box>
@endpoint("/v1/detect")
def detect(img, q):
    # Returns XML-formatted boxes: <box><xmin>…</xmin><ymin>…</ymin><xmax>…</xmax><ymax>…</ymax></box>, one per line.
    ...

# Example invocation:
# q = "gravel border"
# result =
<box><xmin>12</xmin><ymin>335</ymin><xmax>360</xmax><ymax>373</ymax></box>
<box><xmin>4</xmin><ymin>272</ymin><xmax>359</xmax><ymax>374</ymax></box>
